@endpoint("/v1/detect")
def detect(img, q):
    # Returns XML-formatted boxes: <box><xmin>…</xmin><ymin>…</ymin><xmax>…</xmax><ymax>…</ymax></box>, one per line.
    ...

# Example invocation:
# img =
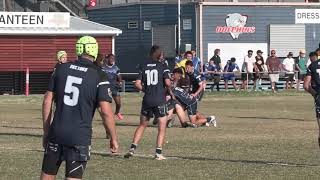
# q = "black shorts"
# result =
<box><xmin>111</xmin><ymin>86</ymin><xmax>121</xmax><ymax>97</ymax></box>
<box><xmin>186</xmin><ymin>102</ymin><xmax>198</xmax><ymax>116</ymax></box>
<box><xmin>298</xmin><ymin>73</ymin><xmax>306</xmax><ymax>81</ymax></box>
<box><xmin>141</xmin><ymin>104</ymin><xmax>168</xmax><ymax>119</ymax></box>
<box><xmin>315</xmin><ymin>95</ymin><xmax>320</xmax><ymax>119</ymax></box>
<box><xmin>241</xmin><ymin>72</ymin><xmax>253</xmax><ymax>80</ymax></box>
<box><xmin>41</xmin><ymin>142</ymin><xmax>90</xmax><ymax>179</ymax></box>
<box><xmin>285</xmin><ymin>74</ymin><xmax>295</xmax><ymax>81</ymax></box>
<box><xmin>166</xmin><ymin>99</ymin><xmax>177</xmax><ymax>111</ymax></box>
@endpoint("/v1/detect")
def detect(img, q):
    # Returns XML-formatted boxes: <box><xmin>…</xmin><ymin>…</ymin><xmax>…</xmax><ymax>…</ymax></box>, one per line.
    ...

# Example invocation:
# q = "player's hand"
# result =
<box><xmin>110</xmin><ymin>139</ymin><xmax>119</xmax><ymax>153</ymax></box>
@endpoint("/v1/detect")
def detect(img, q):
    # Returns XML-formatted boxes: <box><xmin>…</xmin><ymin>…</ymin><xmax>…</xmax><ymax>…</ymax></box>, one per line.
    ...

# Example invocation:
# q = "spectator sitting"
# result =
<box><xmin>282</xmin><ymin>52</ymin><xmax>296</xmax><ymax>90</ymax></box>
<box><xmin>223</xmin><ymin>58</ymin><xmax>240</xmax><ymax>91</ymax></box>
<box><xmin>204</xmin><ymin>60</ymin><xmax>216</xmax><ymax>91</ymax></box>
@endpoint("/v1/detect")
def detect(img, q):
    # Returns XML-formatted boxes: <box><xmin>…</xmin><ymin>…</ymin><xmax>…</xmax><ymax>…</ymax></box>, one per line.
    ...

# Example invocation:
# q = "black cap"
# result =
<box><xmin>257</xmin><ymin>50</ymin><xmax>263</xmax><ymax>54</ymax></box>
<box><xmin>173</xmin><ymin>68</ymin><xmax>183</xmax><ymax>75</ymax></box>
<box><xmin>230</xmin><ymin>57</ymin><xmax>236</xmax><ymax>62</ymax></box>
<box><xmin>248</xmin><ymin>50</ymin><xmax>253</xmax><ymax>53</ymax></box>
<box><xmin>309</xmin><ymin>51</ymin><xmax>317</xmax><ymax>57</ymax></box>
<box><xmin>288</xmin><ymin>52</ymin><xmax>293</xmax><ymax>56</ymax></box>
<box><xmin>316</xmin><ymin>48</ymin><xmax>320</xmax><ymax>52</ymax></box>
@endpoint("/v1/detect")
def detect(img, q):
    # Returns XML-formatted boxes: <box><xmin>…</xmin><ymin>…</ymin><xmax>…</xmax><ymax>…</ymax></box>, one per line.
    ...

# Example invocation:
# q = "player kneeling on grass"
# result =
<box><xmin>124</xmin><ymin>45</ymin><xmax>174</xmax><ymax>160</ymax></box>
<box><xmin>304</xmin><ymin>51</ymin><xmax>320</xmax><ymax>147</ymax></box>
<box><xmin>40</xmin><ymin>36</ymin><xmax>119</xmax><ymax>180</ymax></box>
<box><xmin>170</xmin><ymin>68</ymin><xmax>217</xmax><ymax>128</ymax></box>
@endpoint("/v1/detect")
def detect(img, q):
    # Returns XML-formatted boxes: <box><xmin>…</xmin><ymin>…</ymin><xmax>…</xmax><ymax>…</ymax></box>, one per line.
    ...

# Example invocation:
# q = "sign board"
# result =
<box><xmin>183</xmin><ymin>19</ymin><xmax>192</xmax><ymax>30</ymax></box>
<box><xmin>0</xmin><ymin>12</ymin><xmax>70</xmax><ymax>28</ymax></box>
<box><xmin>295</xmin><ymin>9</ymin><xmax>320</xmax><ymax>24</ymax></box>
<box><xmin>216</xmin><ymin>13</ymin><xmax>255</xmax><ymax>39</ymax></box>
<box><xmin>208</xmin><ymin>43</ymin><xmax>268</xmax><ymax>70</ymax></box>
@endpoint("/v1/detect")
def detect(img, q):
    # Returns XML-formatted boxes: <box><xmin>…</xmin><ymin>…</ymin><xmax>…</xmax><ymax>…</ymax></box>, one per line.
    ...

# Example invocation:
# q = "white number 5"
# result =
<box><xmin>64</xmin><ymin>76</ymin><xmax>83</xmax><ymax>106</ymax></box>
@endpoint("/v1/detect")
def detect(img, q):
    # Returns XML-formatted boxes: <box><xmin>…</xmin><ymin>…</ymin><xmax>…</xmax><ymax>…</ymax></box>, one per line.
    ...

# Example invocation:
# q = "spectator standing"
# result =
<box><xmin>266</xmin><ymin>50</ymin><xmax>282</xmax><ymax>93</ymax></box>
<box><xmin>204</xmin><ymin>60</ymin><xmax>218</xmax><ymax>91</ymax></box>
<box><xmin>223</xmin><ymin>57</ymin><xmax>240</xmax><ymax>91</ymax></box>
<box><xmin>295</xmin><ymin>49</ymin><xmax>307</xmax><ymax>91</ymax></box>
<box><xmin>175</xmin><ymin>50</ymin><xmax>184</xmax><ymax>64</ymax></box>
<box><xmin>282</xmin><ymin>52</ymin><xmax>296</xmax><ymax>90</ymax></box>
<box><xmin>253</xmin><ymin>50</ymin><xmax>265</xmax><ymax>91</ymax></box>
<box><xmin>210</xmin><ymin>49</ymin><xmax>222</xmax><ymax>71</ymax></box>
<box><xmin>241</xmin><ymin>50</ymin><xmax>255</xmax><ymax>91</ymax></box>
<box><xmin>192</xmin><ymin>50</ymin><xmax>202</xmax><ymax>73</ymax></box>
<box><xmin>56</xmin><ymin>51</ymin><xmax>68</xmax><ymax>64</ymax></box>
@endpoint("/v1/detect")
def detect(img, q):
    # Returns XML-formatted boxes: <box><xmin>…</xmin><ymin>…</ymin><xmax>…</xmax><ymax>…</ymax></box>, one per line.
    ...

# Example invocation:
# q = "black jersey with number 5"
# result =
<box><xmin>307</xmin><ymin>61</ymin><xmax>320</xmax><ymax>92</ymax></box>
<box><xmin>137</xmin><ymin>60</ymin><xmax>170</xmax><ymax>108</ymax></box>
<box><xmin>47</xmin><ymin>58</ymin><xmax>112</xmax><ymax>146</ymax></box>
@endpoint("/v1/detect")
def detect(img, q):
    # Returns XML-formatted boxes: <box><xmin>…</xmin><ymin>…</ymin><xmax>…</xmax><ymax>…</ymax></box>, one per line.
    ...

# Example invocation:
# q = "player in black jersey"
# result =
<box><xmin>304</xmin><ymin>51</ymin><xmax>320</xmax><ymax>148</ymax></box>
<box><xmin>40</xmin><ymin>36</ymin><xmax>119</xmax><ymax>180</ymax></box>
<box><xmin>124</xmin><ymin>45</ymin><xmax>174</xmax><ymax>160</ymax></box>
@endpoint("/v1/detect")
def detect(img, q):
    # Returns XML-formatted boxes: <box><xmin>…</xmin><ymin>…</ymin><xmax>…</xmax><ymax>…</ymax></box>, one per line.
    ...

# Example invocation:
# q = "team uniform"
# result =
<box><xmin>173</xmin><ymin>86</ymin><xmax>198</xmax><ymax>116</ymax></box>
<box><xmin>187</xmin><ymin>69</ymin><xmax>205</xmax><ymax>101</ymax></box>
<box><xmin>307</xmin><ymin>61</ymin><xmax>320</xmax><ymax>118</ymax></box>
<box><xmin>42</xmin><ymin>58</ymin><xmax>112</xmax><ymax>178</ymax></box>
<box><xmin>101</xmin><ymin>64</ymin><xmax>121</xmax><ymax>96</ymax></box>
<box><xmin>137</xmin><ymin>60</ymin><xmax>170</xmax><ymax>118</ymax></box>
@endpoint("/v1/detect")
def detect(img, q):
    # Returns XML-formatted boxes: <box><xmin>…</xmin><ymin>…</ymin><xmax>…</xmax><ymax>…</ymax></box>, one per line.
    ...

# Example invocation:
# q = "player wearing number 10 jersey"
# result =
<box><xmin>40</xmin><ymin>36</ymin><xmax>119</xmax><ymax>180</ymax></box>
<box><xmin>124</xmin><ymin>45</ymin><xmax>174</xmax><ymax>160</ymax></box>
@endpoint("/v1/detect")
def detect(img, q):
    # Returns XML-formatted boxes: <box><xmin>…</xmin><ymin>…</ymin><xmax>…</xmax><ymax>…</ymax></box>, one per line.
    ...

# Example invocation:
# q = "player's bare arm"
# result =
<box><xmin>99</xmin><ymin>101</ymin><xmax>119</xmax><ymax>153</ymax></box>
<box><xmin>42</xmin><ymin>91</ymin><xmax>53</xmax><ymax>148</ymax></box>
<box><xmin>135</xmin><ymin>79</ymin><xmax>143</xmax><ymax>91</ymax></box>
<box><xmin>191</xmin><ymin>82</ymin><xmax>204</xmax><ymax>97</ymax></box>
<box><xmin>304</xmin><ymin>75</ymin><xmax>317</xmax><ymax>97</ymax></box>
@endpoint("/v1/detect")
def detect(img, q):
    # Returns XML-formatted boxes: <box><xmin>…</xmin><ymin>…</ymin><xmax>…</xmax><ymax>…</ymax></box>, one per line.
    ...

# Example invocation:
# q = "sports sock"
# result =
<box><xmin>206</xmin><ymin>117</ymin><xmax>211</xmax><ymax>122</ymax></box>
<box><xmin>130</xmin><ymin>143</ymin><xmax>137</xmax><ymax>150</ymax></box>
<box><xmin>155</xmin><ymin>147</ymin><xmax>162</xmax><ymax>155</ymax></box>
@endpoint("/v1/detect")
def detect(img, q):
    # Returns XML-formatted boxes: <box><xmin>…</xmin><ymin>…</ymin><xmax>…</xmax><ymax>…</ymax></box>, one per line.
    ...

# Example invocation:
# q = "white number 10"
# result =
<box><xmin>64</xmin><ymin>76</ymin><xmax>83</xmax><ymax>106</ymax></box>
<box><xmin>145</xmin><ymin>69</ymin><xmax>158</xmax><ymax>85</ymax></box>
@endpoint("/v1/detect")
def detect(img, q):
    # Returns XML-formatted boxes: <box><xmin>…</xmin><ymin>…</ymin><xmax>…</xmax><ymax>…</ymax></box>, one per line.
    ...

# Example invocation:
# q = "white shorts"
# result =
<box><xmin>269</xmin><ymin>74</ymin><xmax>279</xmax><ymax>83</ymax></box>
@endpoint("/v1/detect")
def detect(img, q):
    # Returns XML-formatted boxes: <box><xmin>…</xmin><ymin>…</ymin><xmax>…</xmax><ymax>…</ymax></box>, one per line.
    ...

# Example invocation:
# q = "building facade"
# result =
<box><xmin>88</xmin><ymin>1</ymin><xmax>320</xmax><ymax>72</ymax></box>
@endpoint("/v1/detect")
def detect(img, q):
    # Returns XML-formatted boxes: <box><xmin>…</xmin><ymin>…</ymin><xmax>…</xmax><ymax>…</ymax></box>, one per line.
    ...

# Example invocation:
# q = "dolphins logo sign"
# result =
<box><xmin>216</xmin><ymin>13</ymin><xmax>256</xmax><ymax>39</ymax></box>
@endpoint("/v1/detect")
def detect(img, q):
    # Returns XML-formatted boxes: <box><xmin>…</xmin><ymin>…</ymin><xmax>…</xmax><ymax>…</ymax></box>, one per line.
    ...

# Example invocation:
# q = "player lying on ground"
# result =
<box><xmin>304</xmin><ymin>51</ymin><xmax>320</xmax><ymax>148</ymax></box>
<box><xmin>41</xmin><ymin>36</ymin><xmax>118</xmax><ymax>180</ymax></box>
<box><xmin>124</xmin><ymin>45</ymin><xmax>175</xmax><ymax>160</ymax></box>
<box><xmin>169</xmin><ymin>68</ymin><xmax>217</xmax><ymax>128</ymax></box>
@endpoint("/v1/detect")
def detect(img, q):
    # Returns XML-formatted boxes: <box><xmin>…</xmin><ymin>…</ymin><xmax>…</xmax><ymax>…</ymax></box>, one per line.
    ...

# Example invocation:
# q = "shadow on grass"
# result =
<box><xmin>93</xmin><ymin>151</ymin><xmax>320</xmax><ymax>167</ymax></box>
<box><xmin>229</xmin><ymin>116</ymin><xmax>312</xmax><ymax>122</ymax></box>
<box><xmin>1</xmin><ymin>125</ymin><xmax>42</xmax><ymax>130</ymax></box>
<box><xmin>0</xmin><ymin>132</ymin><xmax>42</xmax><ymax>138</ymax></box>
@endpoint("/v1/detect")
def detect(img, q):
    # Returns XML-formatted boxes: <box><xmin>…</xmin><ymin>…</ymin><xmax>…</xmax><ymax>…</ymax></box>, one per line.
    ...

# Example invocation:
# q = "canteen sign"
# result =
<box><xmin>295</xmin><ymin>9</ymin><xmax>320</xmax><ymax>24</ymax></box>
<box><xmin>0</xmin><ymin>12</ymin><xmax>70</xmax><ymax>28</ymax></box>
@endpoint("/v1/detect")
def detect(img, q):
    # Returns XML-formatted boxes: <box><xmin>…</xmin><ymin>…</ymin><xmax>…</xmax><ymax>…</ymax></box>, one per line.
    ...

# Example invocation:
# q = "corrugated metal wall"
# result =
<box><xmin>0</xmin><ymin>36</ymin><xmax>112</xmax><ymax>72</ymax></box>
<box><xmin>0</xmin><ymin>36</ymin><xmax>113</xmax><ymax>94</ymax></box>
<box><xmin>88</xmin><ymin>4</ymin><xmax>196</xmax><ymax>73</ymax></box>
<box><xmin>202</xmin><ymin>6</ymin><xmax>320</xmax><ymax>61</ymax></box>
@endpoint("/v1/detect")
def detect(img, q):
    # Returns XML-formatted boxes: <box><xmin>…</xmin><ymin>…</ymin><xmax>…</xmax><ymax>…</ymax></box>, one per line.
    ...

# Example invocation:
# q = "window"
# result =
<box><xmin>144</xmin><ymin>21</ymin><xmax>151</xmax><ymax>31</ymax></box>
<box><xmin>128</xmin><ymin>21</ymin><xmax>138</xmax><ymax>29</ymax></box>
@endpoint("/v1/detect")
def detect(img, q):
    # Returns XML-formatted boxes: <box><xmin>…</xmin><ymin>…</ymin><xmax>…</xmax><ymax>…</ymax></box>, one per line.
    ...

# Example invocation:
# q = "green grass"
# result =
<box><xmin>1</xmin><ymin>93</ymin><xmax>320</xmax><ymax>180</ymax></box>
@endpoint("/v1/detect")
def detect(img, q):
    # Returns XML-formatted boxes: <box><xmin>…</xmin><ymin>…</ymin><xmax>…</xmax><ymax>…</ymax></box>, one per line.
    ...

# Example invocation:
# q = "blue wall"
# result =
<box><xmin>88</xmin><ymin>4</ymin><xmax>196</xmax><ymax>73</ymax></box>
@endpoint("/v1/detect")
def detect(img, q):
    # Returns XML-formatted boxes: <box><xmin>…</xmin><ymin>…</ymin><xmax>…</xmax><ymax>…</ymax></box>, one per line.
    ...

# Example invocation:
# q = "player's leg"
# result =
<box><xmin>40</xmin><ymin>143</ymin><xmax>63</xmax><ymax>180</ymax></box>
<box><xmin>196</xmin><ymin>111</ymin><xmax>217</xmax><ymax>127</ymax></box>
<box><xmin>166</xmin><ymin>108</ymin><xmax>174</xmax><ymax>128</ymax></box>
<box><xmin>112</xmin><ymin>89</ymin><xmax>123</xmax><ymax>120</ymax></box>
<box><xmin>124</xmin><ymin>109</ymin><xmax>151</xmax><ymax>158</ymax></box>
<box><xmin>64</xmin><ymin>146</ymin><xmax>89</xmax><ymax>180</ymax></box>
<box><xmin>174</xmin><ymin>103</ymin><xmax>189</xmax><ymax>127</ymax></box>
<box><xmin>154</xmin><ymin>104</ymin><xmax>168</xmax><ymax>160</ymax></box>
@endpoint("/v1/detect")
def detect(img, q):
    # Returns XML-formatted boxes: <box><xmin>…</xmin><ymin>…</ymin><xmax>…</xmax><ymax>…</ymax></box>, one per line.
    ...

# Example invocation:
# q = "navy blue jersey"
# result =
<box><xmin>307</xmin><ymin>60</ymin><xmax>320</xmax><ymax>92</ymax></box>
<box><xmin>187</xmin><ymin>70</ymin><xmax>204</xmax><ymax>94</ymax></box>
<box><xmin>173</xmin><ymin>87</ymin><xmax>197</xmax><ymax>106</ymax></box>
<box><xmin>101</xmin><ymin>64</ymin><xmax>120</xmax><ymax>86</ymax></box>
<box><xmin>137</xmin><ymin>60</ymin><xmax>170</xmax><ymax>108</ymax></box>
<box><xmin>47</xmin><ymin>58</ymin><xmax>112</xmax><ymax>146</ymax></box>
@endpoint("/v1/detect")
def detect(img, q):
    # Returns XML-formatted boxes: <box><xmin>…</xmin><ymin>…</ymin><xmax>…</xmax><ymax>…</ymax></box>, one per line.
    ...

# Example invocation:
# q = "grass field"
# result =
<box><xmin>1</xmin><ymin>92</ymin><xmax>320</xmax><ymax>180</ymax></box>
